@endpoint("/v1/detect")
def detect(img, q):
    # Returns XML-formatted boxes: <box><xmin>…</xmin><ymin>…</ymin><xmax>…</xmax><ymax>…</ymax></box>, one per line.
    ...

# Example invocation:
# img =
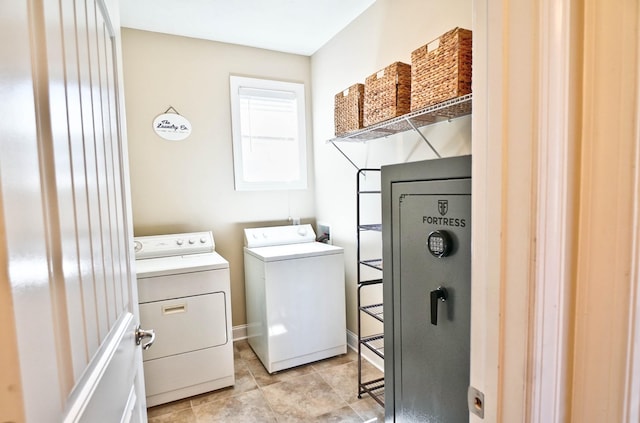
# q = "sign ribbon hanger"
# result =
<box><xmin>164</xmin><ymin>106</ymin><xmax>181</xmax><ymax>115</ymax></box>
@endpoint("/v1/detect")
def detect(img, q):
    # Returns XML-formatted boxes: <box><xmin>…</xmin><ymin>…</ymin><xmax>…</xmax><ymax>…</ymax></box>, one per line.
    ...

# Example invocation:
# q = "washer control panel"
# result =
<box><xmin>134</xmin><ymin>231</ymin><xmax>214</xmax><ymax>259</ymax></box>
<box><xmin>244</xmin><ymin>224</ymin><xmax>316</xmax><ymax>248</ymax></box>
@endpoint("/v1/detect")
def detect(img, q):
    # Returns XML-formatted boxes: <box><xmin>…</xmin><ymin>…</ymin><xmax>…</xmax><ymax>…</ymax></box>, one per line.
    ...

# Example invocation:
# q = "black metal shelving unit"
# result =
<box><xmin>356</xmin><ymin>169</ymin><xmax>384</xmax><ymax>406</ymax></box>
<box><xmin>330</xmin><ymin>94</ymin><xmax>473</xmax><ymax>408</ymax></box>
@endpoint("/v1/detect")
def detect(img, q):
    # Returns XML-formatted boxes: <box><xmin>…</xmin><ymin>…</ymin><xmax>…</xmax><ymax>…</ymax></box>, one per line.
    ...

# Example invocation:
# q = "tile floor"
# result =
<box><xmin>147</xmin><ymin>340</ymin><xmax>385</xmax><ymax>422</ymax></box>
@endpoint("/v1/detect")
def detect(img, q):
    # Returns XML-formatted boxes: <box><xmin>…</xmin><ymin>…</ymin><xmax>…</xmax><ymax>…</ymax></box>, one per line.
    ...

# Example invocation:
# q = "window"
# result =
<box><xmin>229</xmin><ymin>76</ymin><xmax>308</xmax><ymax>191</ymax></box>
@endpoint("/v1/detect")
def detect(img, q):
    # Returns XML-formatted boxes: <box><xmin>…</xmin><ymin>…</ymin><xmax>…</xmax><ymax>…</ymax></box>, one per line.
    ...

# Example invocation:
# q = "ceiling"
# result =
<box><xmin>118</xmin><ymin>0</ymin><xmax>376</xmax><ymax>56</ymax></box>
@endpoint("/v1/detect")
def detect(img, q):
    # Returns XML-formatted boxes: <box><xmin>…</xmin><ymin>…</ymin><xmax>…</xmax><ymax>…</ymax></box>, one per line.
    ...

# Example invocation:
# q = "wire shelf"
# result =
<box><xmin>361</xmin><ymin>258</ymin><xmax>383</xmax><ymax>271</ymax></box>
<box><xmin>328</xmin><ymin>94</ymin><xmax>472</xmax><ymax>143</ymax></box>
<box><xmin>359</xmin><ymin>224</ymin><xmax>382</xmax><ymax>232</ymax></box>
<box><xmin>361</xmin><ymin>303</ymin><xmax>384</xmax><ymax>322</ymax></box>
<box><xmin>359</xmin><ymin>377</ymin><xmax>385</xmax><ymax>407</ymax></box>
<box><xmin>361</xmin><ymin>334</ymin><xmax>385</xmax><ymax>359</ymax></box>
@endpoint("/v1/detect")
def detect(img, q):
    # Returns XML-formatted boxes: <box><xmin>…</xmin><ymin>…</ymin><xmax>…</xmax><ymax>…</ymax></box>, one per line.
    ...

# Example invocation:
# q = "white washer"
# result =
<box><xmin>134</xmin><ymin>231</ymin><xmax>234</xmax><ymax>407</ymax></box>
<box><xmin>243</xmin><ymin>224</ymin><xmax>346</xmax><ymax>373</ymax></box>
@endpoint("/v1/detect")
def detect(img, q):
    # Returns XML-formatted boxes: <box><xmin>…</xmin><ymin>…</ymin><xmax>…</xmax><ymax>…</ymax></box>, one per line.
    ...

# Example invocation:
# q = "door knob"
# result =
<box><xmin>430</xmin><ymin>286</ymin><xmax>448</xmax><ymax>325</ymax></box>
<box><xmin>135</xmin><ymin>325</ymin><xmax>155</xmax><ymax>350</ymax></box>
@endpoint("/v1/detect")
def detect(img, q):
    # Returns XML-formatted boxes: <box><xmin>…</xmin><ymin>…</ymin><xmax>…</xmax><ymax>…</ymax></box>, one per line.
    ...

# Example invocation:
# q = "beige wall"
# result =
<box><xmin>121</xmin><ymin>29</ymin><xmax>315</xmax><ymax>326</ymax></box>
<box><xmin>310</xmin><ymin>0</ymin><xmax>472</xmax><ymax>333</ymax></box>
<box><xmin>122</xmin><ymin>1</ymin><xmax>472</xmax><ymax>334</ymax></box>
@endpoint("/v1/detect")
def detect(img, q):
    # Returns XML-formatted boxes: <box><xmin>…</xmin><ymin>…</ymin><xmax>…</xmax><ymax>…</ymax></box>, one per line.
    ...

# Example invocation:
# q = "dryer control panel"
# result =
<box><xmin>134</xmin><ymin>231</ymin><xmax>214</xmax><ymax>259</ymax></box>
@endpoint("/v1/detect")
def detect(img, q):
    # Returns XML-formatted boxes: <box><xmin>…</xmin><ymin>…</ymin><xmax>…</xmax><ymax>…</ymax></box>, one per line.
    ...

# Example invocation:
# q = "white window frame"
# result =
<box><xmin>229</xmin><ymin>75</ymin><xmax>308</xmax><ymax>191</ymax></box>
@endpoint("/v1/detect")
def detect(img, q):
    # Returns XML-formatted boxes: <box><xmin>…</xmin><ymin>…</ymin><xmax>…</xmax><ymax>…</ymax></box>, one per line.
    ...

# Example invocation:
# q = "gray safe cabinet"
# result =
<box><xmin>382</xmin><ymin>155</ymin><xmax>471</xmax><ymax>422</ymax></box>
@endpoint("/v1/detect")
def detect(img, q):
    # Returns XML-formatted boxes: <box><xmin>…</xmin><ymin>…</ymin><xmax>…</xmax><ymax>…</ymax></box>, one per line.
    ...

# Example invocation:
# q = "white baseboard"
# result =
<box><xmin>232</xmin><ymin>325</ymin><xmax>384</xmax><ymax>373</ymax></box>
<box><xmin>232</xmin><ymin>324</ymin><xmax>247</xmax><ymax>341</ymax></box>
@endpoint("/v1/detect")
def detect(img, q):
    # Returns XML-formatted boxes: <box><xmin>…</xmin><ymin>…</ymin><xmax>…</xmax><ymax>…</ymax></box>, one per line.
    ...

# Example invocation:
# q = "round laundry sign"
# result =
<box><xmin>152</xmin><ymin>113</ymin><xmax>192</xmax><ymax>141</ymax></box>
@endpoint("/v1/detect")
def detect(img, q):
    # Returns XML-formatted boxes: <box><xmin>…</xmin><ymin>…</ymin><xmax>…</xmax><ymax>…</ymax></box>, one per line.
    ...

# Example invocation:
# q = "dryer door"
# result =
<box><xmin>140</xmin><ymin>291</ymin><xmax>228</xmax><ymax>361</ymax></box>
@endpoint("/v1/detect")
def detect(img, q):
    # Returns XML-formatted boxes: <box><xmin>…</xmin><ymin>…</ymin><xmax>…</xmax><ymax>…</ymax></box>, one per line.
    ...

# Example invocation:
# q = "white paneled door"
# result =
<box><xmin>0</xmin><ymin>1</ymin><xmax>147</xmax><ymax>422</ymax></box>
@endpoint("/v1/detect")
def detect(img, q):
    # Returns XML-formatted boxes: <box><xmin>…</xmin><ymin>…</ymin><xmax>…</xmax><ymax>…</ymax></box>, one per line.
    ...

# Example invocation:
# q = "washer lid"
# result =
<box><xmin>244</xmin><ymin>224</ymin><xmax>316</xmax><ymax>248</ymax></box>
<box><xmin>244</xmin><ymin>241</ymin><xmax>343</xmax><ymax>261</ymax></box>
<box><xmin>135</xmin><ymin>252</ymin><xmax>229</xmax><ymax>278</ymax></box>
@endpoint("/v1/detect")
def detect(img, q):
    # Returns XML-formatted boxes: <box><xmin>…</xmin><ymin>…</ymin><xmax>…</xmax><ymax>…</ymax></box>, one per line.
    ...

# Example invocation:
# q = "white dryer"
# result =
<box><xmin>134</xmin><ymin>231</ymin><xmax>234</xmax><ymax>407</ymax></box>
<box><xmin>243</xmin><ymin>224</ymin><xmax>346</xmax><ymax>373</ymax></box>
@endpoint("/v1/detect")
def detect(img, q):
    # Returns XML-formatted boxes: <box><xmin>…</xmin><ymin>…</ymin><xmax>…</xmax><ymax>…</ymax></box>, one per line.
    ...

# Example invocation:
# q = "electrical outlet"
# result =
<box><xmin>317</xmin><ymin>222</ymin><xmax>331</xmax><ymax>244</ymax></box>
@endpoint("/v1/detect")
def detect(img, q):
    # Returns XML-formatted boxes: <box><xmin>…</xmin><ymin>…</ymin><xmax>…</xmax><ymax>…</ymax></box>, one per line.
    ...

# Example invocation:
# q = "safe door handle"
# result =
<box><xmin>135</xmin><ymin>325</ymin><xmax>155</xmax><ymax>350</ymax></box>
<box><xmin>430</xmin><ymin>286</ymin><xmax>448</xmax><ymax>325</ymax></box>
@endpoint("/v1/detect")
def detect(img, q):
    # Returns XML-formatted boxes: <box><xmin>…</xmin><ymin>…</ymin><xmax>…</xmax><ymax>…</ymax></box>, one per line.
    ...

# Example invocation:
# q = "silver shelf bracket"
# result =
<box><xmin>405</xmin><ymin>118</ymin><xmax>441</xmax><ymax>158</ymax></box>
<box><xmin>330</xmin><ymin>140</ymin><xmax>361</xmax><ymax>170</ymax></box>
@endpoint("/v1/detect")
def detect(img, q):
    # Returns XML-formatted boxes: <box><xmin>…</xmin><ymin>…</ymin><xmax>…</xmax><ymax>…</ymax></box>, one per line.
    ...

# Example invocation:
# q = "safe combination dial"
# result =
<box><xmin>426</xmin><ymin>230</ymin><xmax>452</xmax><ymax>258</ymax></box>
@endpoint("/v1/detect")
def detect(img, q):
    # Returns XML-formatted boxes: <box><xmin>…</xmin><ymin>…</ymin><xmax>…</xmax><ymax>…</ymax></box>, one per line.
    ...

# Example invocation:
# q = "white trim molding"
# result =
<box><xmin>529</xmin><ymin>0</ymin><xmax>578</xmax><ymax>421</ymax></box>
<box><xmin>475</xmin><ymin>0</ymin><xmax>639</xmax><ymax>421</ymax></box>
<box><xmin>232</xmin><ymin>324</ymin><xmax>248</xmax><ymax>341</ymax></box>
<box><xmin>625</xmin><ymin>119</ymin><xmax>640</xmax><ymax>422</ymax></box>
<box><xmin>624</xmin><ymin>14</ymin><xmax>640</xmax><ymax>419</ymax></box>
<box><xmin>569</xmin><ymin>0</ymin><xmax>639</xmax><ymax>420</ymax></box>
<box><xmin>471</xmin><ymin>0</ymin><xmax>539</xmax><ymax>421</ymax></box>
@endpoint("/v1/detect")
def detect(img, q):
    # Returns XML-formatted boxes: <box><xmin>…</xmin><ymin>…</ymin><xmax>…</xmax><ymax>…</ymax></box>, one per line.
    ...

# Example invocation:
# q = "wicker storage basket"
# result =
<box><xmin>334</xmin><ymin>83</ymin><xmax>364</xmax><ymax>135</ymax></box>
<box><xmin>411</xmin><ymin>27</ymin><xmax>472</xmax><ymax>111</ymax></box>
<box><xmin>363</xmin><ymin>62</ymin><xmax>411</xmax><ymax>127</ymax></box>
